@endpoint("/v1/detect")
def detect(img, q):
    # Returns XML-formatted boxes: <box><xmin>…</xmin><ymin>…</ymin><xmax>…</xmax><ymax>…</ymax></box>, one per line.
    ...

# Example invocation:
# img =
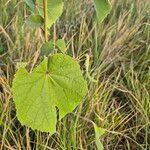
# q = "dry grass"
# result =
<box><xmin>0</xmin><ymin>0</ymin><xmax>150</xmax><ymax>149</ymax></box>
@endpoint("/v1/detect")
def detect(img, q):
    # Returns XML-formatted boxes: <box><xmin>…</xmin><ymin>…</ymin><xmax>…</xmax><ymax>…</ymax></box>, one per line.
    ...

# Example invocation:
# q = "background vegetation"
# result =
<box><xmin>0</xmin><ymin>0</ymin><xmax>150</xmax><ymax>149</ymax></box>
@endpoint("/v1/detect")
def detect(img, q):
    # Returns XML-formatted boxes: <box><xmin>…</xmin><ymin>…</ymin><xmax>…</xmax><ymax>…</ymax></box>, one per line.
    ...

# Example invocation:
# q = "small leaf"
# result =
<box><xmin>93</xmin><ymin>0</ymin><xmax>112</xmax><ymax>23</ymax></box>
<box><xmin>25</xmin><ymin>0</ymin><xmax>35</xmax><ymax>12</ymax></box>
<box><xmin>41</xmin><ymin>41</ymin><xmax>54</xmax><ymax>56</ymax></box>
<box><xmin>12</xmin><ymin>54</ymin><xmax>88</xmax><ymax>133</ymax></box>
<box><xmin>36</xmin><ymin>0</ymin><xmax>64</xmax><ymax>29</ymax></box>
<box><xmin>26</xmin><ymin>15</ymin><xmax>44</xmax><ymax>28</ymax></box>
<box><xmin>94</xmin><ymin>124</ymin><xmax>105</xmax><ymax>150</ymax></box>
<box><xmin>56</xmin><ymin>39</ymin><xmax>67</xmax><ymax>53</ymax></box>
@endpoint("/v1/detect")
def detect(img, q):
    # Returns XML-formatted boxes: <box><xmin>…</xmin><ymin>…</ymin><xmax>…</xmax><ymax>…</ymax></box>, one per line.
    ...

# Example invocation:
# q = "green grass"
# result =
<box><xmin>0</xmin><ymin>0</ymin><xmax>150</xmax><ymax>149</ymax></box>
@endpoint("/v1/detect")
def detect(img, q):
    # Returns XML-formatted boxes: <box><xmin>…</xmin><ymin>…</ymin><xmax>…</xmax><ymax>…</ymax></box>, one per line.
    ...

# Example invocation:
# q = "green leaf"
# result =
<box><xmin>12</xmin><ymin>54</ymin><xmax>88</xmax><ymax>133</ymax></box>
<box><xmin>36</xmin><ymin>0</ymin><xmax>64</xmax><ymax>29</ymax></box>
<box><xmin>25</xmin><ymin>0</ymin><xmax>35</xmax><ymax>12</ymax></box>
<box><xmin>41</xmin><ymin>41</ymin><xmax>54</xmax><ymax>56</ymax></box>
<box><xmin>41</xmin><ymin>39</ymin><xmax>67</xmax><ymax>56</ymax></box>
<box><xmin>56</xmin><ymin>39</ymin><xmax>67</xmax><ymax>53</ymax></box>
<box><xmin>94</xmin><ymin>124</ymin><xmax>105</xmax><ymax>150</ymax></box>
<box><xmin>26</xmin><ymin>14</ymin><xmax>44</xmax><ymax>28</ymax></box>
<box><xmin>93</xmin><ymin>0</ymin><xmax>112</xmax><ymax>23</ymax></box>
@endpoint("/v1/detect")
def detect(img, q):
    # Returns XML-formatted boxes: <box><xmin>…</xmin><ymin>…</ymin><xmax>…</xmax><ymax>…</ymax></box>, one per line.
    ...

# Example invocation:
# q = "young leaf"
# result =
<box><xmin>41</xmin><ymin>41</ymin><xmax>54</xmax><ymax>56</ymax></box>
<box><xmin>26</xmin><ymin>15</ymin><xmax>44</xmax><ymax>28</ymax></box>
<box><xmin>93</xmin><ymin>0</ymin><xmax>112</xmax><ymax>23</ymax></box>
<box><xmin>12</xmin><ymin>54</ymin><xmax>88</xmax><ymax>133</ymax></box>
<box><xmin>25</xmin><ymin>0</ymin><xmax>35</xmax><ymax>12</ymax></box>
<box><xmin>56</xmin><ymin>39</ymin><xmax>67</xmax><ymax>53</ymax></box>
<box><xmin>94</xmin><ymin>124</ymin><xmax>105</xmax><ymax>150</ymax></box>
<box><xmin>36</xmin><ymin>0</ymin><xmax>64</xmax><ymax>29</ymax></box>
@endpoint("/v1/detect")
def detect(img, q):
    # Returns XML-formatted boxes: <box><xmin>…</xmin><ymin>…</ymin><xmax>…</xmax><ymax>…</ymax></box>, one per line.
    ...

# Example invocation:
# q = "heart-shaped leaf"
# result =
<box><xmin>12</xmin><ymin>54</ymin><xmax>88</xmax><ymax>133</ymax></box>
<box><xmin>36</xmin><ymin>0</ymin><xmax>64</xmax><ymax>29</ymax></box>
<box><xmin>93</xmin><ymin>0</ymin><xmax>112</xmax><ymax>23</ymax></box>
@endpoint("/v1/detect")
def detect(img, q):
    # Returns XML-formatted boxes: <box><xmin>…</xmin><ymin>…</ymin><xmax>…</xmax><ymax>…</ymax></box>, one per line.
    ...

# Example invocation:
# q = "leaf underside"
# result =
<box><xmin>94</xmin><ymin>0</ymin><xmax>112</xmax><ymax>23</ymax></box>
<box><xmin>12</xmin><ymin>54</ymin><xmax>88</xmax><ymax>133</ymax></box>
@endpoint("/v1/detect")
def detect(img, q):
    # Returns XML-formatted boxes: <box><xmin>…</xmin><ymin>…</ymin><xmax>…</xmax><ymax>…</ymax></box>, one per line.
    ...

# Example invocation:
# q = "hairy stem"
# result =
<box><xmin>43</xmin><ymin>0</ymin><xmax>48</xmax><ymax>42</ymax></box>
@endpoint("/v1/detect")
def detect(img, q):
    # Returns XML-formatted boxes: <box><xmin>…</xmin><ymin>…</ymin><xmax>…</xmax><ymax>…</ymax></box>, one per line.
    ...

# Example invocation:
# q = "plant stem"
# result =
<box><xmin>43</xmin><ymin>0</ymin><xmax>48</xmax><ymax>42</ymax></box>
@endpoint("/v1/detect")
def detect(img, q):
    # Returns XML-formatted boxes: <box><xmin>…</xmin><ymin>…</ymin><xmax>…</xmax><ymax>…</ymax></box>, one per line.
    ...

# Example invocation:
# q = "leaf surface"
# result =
<box><xmin>41</xmin><ymin>41</ymin><xmax>54</xmax><ymax>56</ymax></box>
<box><xmin>36</xmin><ymin>0</ymin><xmax>64</xmax><ymax>28</ymax></box>
<box><xmin>56</xmin><ymin>39</ymin><xmax>67</xmax><ymax>53</ymax></box>
<box><xmin>13</xmin><ymin>54</ymin><xmax>87</xmax><ymax>133</ymax></box>
<box><xmin>93</xmin><ymin>0</ymin><xmax>111</xmax><ymax>23</ymax></box>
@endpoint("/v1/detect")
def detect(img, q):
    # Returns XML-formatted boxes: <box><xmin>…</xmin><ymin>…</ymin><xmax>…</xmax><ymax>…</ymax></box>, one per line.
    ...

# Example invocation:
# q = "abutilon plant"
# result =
<box><xmin>12</xmin><ymin>0</ymin><xmax>111</xmax><ymax>149</ymax></box>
